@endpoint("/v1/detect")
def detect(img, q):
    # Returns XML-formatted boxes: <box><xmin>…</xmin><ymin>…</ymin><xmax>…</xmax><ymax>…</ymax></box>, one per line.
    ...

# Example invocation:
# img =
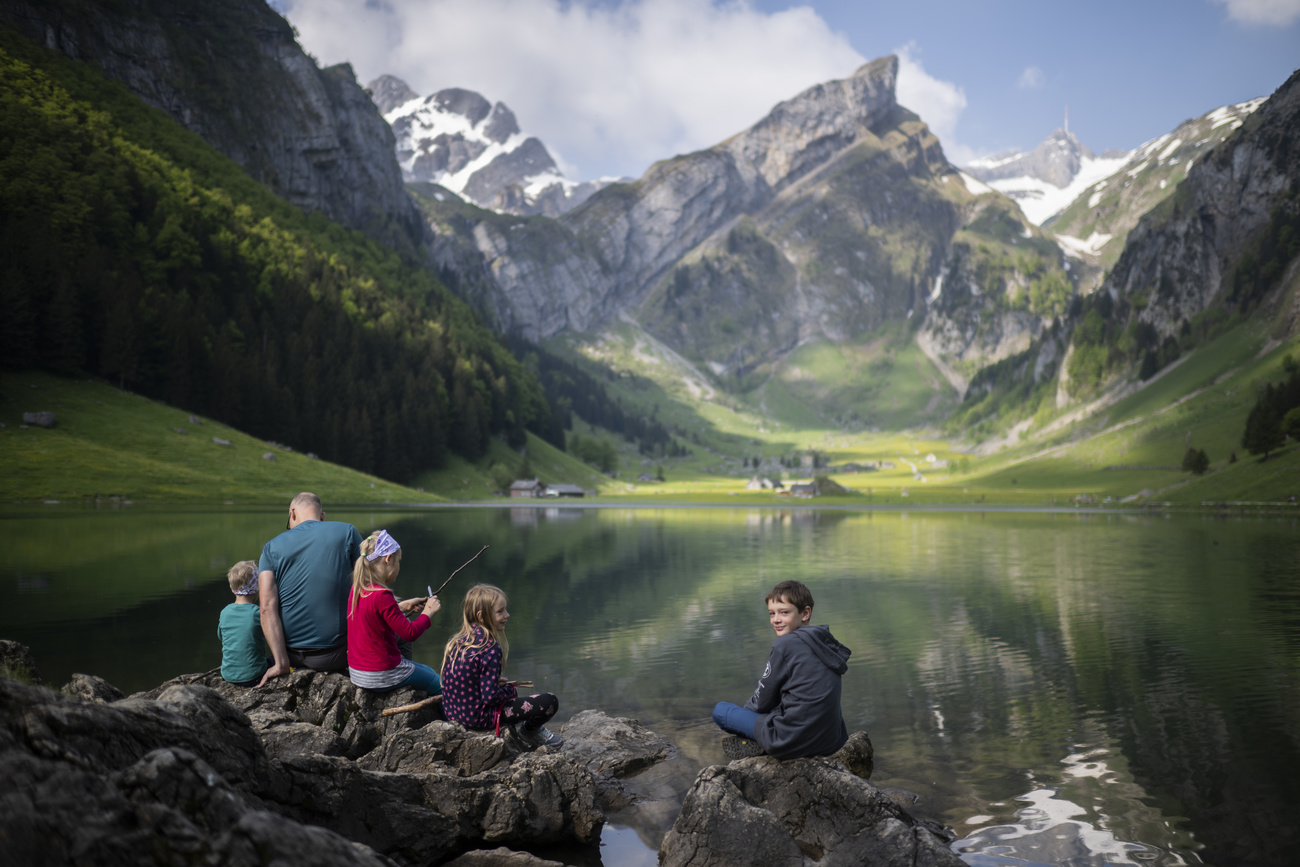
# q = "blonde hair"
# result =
<box><xmin>348</xmin><ymin>532</ymin><xmax>402</xmax><ymax>619</ymax></box>
<box><xmin>441</xmin><ymin>584</ymin><xmax>509</xmax><ymax>675</ymax></box>
<box><xmin>227</xmin><ymin>560</ymin><xmax>257</xmax><ymax>594</ymax></box>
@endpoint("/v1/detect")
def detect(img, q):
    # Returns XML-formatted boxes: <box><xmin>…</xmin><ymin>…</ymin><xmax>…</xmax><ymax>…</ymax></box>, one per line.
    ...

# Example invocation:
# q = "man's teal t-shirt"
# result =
<box><xmin>258</xmin><ymin>520</ymin><xmax>362</xmax><ymax>650</ymax></box>
<box><xmin>219</xmin><ymin>602</ymin><xmax>266</xmax><ymax>683</ymax></box>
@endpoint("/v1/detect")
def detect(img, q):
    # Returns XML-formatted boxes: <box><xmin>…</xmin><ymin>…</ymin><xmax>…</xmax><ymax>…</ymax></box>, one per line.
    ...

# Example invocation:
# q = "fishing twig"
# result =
<box><xmin>381</xmin><ymin>695</ymin><xmax>442</xmax><ymax>716</ymax></box>
<box><xmin>432</xmin><ymin>545</ymin><xmax>489</xmax><ymax>596</ymax></box>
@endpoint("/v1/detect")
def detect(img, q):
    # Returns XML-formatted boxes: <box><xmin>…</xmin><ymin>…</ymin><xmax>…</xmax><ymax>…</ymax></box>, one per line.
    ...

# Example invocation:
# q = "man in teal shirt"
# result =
<box><xmin>256</xmin><ymin>492</ymin><xmax>362</xmax><ymax>687</ymax></box>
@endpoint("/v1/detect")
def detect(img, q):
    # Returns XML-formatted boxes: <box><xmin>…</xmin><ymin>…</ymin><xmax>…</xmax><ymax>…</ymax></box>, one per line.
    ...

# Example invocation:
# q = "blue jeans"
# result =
<box><xmin>713</xmin><ymin>701</ymin><xmax>761</xmax><ymax>738</ymax></box>
<box><xmin>396</xmin><ymin>662</ymin><xmax>441</xmax><ymax>695</ymax></box>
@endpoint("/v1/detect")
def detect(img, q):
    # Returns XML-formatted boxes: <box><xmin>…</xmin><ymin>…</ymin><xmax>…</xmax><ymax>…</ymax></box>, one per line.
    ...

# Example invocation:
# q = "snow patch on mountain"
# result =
<box><xmin>370</xmin><ymin>76</ymin><xmax>618</xmax><ymax>218</ymax></box>
<box><xmin>1055</xmin><ymin>231</ymin><xmax>1114</xmax><ymax>257</ymax></box>
<box><xmin>968</xmin><ymin>141</ymin><xmax>1132</xmax><ymax>225</ymax></box>
<box><xmin>956</xmin><ymin>171</ymin><xmax>994</xmax><ymax>196</ymax></box>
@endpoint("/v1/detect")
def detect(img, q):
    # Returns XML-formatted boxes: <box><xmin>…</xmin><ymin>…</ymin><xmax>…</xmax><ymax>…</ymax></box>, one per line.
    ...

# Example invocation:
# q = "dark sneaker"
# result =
<box><xmin>518</xmin><ymin>724</ymin><xmax>564</xmax><ymax>749</ymax></box>
<box><xmin>722</xmin><ymin>735</ymin><xmax>765</xmax><ymax>759</ymax></box>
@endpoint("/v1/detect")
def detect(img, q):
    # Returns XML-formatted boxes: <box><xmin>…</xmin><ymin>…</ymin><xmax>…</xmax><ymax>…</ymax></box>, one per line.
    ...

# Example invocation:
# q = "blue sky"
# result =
<box><xmin>279</xmin><ymin>0</ymin><xmax>1299</xmax><ymax>179</ymax></box>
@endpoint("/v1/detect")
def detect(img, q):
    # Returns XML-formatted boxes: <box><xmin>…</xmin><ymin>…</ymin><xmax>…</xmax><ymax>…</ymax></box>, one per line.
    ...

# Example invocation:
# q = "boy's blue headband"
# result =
<box><xmin>234</xmin><ymin>572</ymin><xmax>259</xmax><ymax>596</ymax></box>
<box><xmin>366</xmin><ymin>529</ymin><xmax>401</xmax><ymax>561</ymax></box>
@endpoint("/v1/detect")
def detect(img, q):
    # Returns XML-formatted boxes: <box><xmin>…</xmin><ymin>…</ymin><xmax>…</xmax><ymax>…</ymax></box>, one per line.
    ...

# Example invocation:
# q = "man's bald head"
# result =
<box><xmin>288</xmin><ymin>492</ymin><xmax>323</xmax><ymax>528</ymax></box>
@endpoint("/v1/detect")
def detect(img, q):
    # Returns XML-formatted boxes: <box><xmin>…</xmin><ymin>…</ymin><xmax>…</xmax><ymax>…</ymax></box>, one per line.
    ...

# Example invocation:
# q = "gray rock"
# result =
<box><xmin>358</xmin><ymin>719</ymin><xmax>521</xmax><ymax>777</ymax></box>
<box><xmin>134</xmin><ymin>669</ymin><xmax>440</xmax><ymax>761</ymax></box>
<box><xmin>442</xmin><ymin>848</ymin><xmax>565</xmax><ymax>867</ymax></box>
<box><xmin>481</xmin><ymin>102</ymin><xmax>520</xmax><ymax>144</ymax></box>
<box><xmin>21</xmin><ymin>411</ymin><xmax>54</xmax><ymax>427</ymax></box>
<box><xmin>659</xmin><ymin>748</ymin><xmax>962</xmax><ymax>867</ymax></box>
<box><xmin>212</xmin><ymin>437</ymin><xmax>232</xmax><ymax>447</ymax></box>
<box><xmin>828</xmin><ymin>729</ymin><xmax>874</xmax><ymax>779</ymax></box>
<box><xmin>367</xmin><ymin>74</ymin><xmax>419</xmax><ymax>115</ymax></box>
<box><xmin>5</xmin><ymin>663</ymin><xmax>603</xmax><ymax>864</ymax></box>
<box><xmin>0</xmin><ymin>638</ymin><xmax>42</xmax><ymax>683</ymax></box>
<box><xmin>188</xmin><ymin>414</ymin><xmax>202</xmax><ymax>425</ymax></box>
<box><xmin>263</xmin><ymin>452</ymin><xmax>277</xmax><ymax>461</ymax></box>
<box><xmin>432</xmin><ymin>88</ymin><xmax>493</xmax><ymax>125</ymax></box>
<box><xmin>559</xmin><ymin>710</ymin><xmax>676</xmax><ymax>779</ymax></box>
<box><xmin>463</xmin><ymin>137</ymin><xmax>558</xmax><ymax>204</ymax></box>
<box><xmin>61</xmin><ymin>672</ymin><xmax>125</xmax><ymax>703</ymax></box>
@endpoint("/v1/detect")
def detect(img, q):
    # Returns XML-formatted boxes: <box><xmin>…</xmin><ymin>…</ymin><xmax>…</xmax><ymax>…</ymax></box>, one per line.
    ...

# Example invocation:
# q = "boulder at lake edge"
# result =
<box><xmin>660</xmin><ymin>731</ymin><xmax>961</xmax><ymax>867</ymax></box>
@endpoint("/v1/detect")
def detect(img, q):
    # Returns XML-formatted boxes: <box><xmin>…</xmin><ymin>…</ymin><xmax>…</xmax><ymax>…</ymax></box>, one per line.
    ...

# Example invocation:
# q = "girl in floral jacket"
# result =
<box><xmin>440</xmin><ymin>583</ymin><xmax>563</xmax><ymax>749</ymax></box>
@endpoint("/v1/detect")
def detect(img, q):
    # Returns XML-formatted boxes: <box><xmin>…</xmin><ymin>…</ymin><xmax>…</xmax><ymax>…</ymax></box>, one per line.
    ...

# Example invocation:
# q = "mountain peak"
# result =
<box><xmin>377</xmin><ymin>79</ymin><xmax>615</xmax><ymax>217</ymax></box>
<box><xmin>968</xmin><ymin>128</ymin><xmax>1094</xmax><ymax>189</ymax></box>
<box><xmin>366</xmin><ymin>75</ymin><xmax>418</xmax><ymax>115</ymax></box>
<box><xmin>728</xmin><ymin>53</ymin><xmax>899</xmax><ymax>192</ymax></box>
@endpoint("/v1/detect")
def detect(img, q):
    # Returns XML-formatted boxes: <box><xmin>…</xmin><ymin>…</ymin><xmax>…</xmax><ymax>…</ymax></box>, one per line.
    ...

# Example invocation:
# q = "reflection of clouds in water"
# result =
<box><xmin>953</xmin><ymin>747</ymin><xmax>1195</xmax><ymax>866</ymax></box>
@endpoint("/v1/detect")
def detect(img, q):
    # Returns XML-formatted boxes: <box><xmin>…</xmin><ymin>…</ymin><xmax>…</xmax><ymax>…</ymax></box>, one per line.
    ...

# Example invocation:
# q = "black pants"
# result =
<box><xmin>287</xmin><ymin>643</ymin><xmax>348</xmax><ymax>673</ymax></box>
<box><xmin>499</xmin><ymin>692</ymin><xmax>559</xmax><ymax>730</ymax></box>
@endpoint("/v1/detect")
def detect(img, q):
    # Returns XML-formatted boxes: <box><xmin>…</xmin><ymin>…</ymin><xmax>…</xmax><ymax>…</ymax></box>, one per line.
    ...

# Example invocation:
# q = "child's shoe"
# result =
<box><xmin>518</xmin><ymin>724</ymin><xmax>564</xmax><ymax>749</ymax></box>
<box><xmin>722</xmin><ymin>735</ymin><xmax>765</xmax><ymax>759</ymax></box>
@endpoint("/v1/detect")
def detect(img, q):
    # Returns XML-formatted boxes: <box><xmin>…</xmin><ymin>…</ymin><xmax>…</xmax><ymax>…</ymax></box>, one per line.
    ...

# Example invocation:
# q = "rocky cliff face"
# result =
<box><xmin>427</xmin><ymin>56</ymin><xmax>915</xmax><ymax>339</ymax></box>
<box><xmin>1105</xmin><ymin>70</ymin><xmax>1300</xmax><ymax>340</ymax></box>
<box><xmin>0</xmin><ymin>0</ymin><xmax>426</xmax><ymax>250</ymax></box>
<box><xmin>1049</xmin><ymin>98</ymin><xmax>1266</xmax><ymax>267</ymax></box>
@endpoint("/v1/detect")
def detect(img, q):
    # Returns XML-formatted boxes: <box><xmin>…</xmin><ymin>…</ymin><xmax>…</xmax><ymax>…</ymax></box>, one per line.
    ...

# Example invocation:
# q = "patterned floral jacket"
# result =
<box><xmin>440</xmin><ymin>625</ymin><xmax>517</xmax><ymax>729</ymax></box>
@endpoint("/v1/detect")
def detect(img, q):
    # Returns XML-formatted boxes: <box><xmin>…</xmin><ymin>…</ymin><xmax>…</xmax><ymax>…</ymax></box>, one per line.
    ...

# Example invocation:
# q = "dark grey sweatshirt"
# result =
<box><xmin>744</xmin><ymin>624</ymin><xmax>851</xmax><ymax>758</ymax></box>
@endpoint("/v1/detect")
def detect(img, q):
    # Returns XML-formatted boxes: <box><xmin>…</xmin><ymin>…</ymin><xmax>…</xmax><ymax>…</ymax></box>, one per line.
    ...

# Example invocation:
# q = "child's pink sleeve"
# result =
<box><xmin>377</xmin><ymin>591</ymin><xmax>431</xmax><ymax>641</ymax></box>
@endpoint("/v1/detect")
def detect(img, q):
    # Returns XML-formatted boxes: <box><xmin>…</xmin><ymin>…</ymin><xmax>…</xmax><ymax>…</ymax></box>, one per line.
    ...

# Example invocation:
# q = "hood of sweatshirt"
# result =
<box><xmin>791</xmin><ymin>624</ymin><xmax>851</xmax><ymax>675</ymax></box>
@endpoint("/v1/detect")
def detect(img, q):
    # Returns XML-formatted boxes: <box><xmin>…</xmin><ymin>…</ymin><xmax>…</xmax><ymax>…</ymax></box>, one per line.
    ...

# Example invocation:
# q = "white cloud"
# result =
<box><xmin>1017</xmin><ymin>66</ymin><xmax>1045</xmax><ymax>89</ymax></box>
<box><xmin>276</xmin><ymin>0</ymin><xmax>866</xmax><ymax>180</ymax></box>
<box><xmin>894</xmin><ymin>43</ymin><xmax>974</xmax><ymax>164</ymax></box>
<box><xmin>1212</xmin><ymin>0</ymin><xmax>1300</xmax><ymax>26</ymax></box>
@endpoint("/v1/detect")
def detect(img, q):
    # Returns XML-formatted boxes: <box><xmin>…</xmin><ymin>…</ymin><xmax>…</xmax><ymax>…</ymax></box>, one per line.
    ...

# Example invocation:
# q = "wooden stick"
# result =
<box><xmin>431</xmin><ymin>545</ymin><xmax>489</xmax><ymax>597</ymax></box>
<box><xmin>381</xmin><ymin>680</ymin><xmax>534</xmax><ymax>717</ymax></box>
<box><xmin>381</xmin><ymin>695</ymin><xmax>442</xmax><ymax>716</ymax></box>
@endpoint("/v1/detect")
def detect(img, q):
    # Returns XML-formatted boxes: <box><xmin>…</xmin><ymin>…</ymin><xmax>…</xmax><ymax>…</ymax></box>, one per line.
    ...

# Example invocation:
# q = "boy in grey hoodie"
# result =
<box><xmin>712</xmin><ymin>580</ymin><xmax>851</xmax><ymax>759</ymax></box>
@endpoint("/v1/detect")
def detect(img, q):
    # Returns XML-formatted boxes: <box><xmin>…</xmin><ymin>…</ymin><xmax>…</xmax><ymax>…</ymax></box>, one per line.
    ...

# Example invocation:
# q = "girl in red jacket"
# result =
<box><xmin>346</xmin><ymin>529</ymin><xmax>442</xmax><ymax>694</ymax></box>
<box><xmin>440</xmin><ymin>583</ymin><xmax>563</xmax><ymax>749</ymax></box>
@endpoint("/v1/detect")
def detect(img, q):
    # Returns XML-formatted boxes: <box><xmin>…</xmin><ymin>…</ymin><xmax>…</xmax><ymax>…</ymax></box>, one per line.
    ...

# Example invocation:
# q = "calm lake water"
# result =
<box><xmin>3</xmin><ymin>504</ymin><xmax>1298</xmax><ymax>866</ymax></box>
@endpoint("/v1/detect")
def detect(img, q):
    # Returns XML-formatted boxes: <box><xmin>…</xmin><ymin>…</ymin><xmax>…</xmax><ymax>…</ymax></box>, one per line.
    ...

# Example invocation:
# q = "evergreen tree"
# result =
<box><xmin>1243</xmin><ymin>392</ymin><xmax>1284</xmax><ymax>460</ymax></box>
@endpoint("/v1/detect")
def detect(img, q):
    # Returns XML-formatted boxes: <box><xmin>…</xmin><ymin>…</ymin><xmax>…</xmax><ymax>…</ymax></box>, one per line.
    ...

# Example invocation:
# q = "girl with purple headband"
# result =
<box><xmin>346</xmin><ymin>530</ymin><xmax>443</xmax><ymax>695</ymax></box>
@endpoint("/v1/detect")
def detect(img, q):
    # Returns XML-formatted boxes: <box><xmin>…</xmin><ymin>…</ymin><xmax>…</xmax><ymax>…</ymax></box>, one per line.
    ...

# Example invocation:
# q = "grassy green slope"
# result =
<box><xmin>984</xmin><ymin>320</ymin><xmax>1300</xmax><ymax>504</ymax></box>
<box><xmin>0</xmin><ymin>371</ymin><xmax>428</xmax><ymax>503</ymax></box>
<box><xmin>0</xmin><ymin>371</ymin><xmax>614</xmax><ymax>503</ymax></box>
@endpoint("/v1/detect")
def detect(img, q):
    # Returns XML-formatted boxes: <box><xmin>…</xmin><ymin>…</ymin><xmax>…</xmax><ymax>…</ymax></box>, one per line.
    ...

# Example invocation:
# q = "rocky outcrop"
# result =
<box><xmin>0</xmin><ymin>638</ymin><xmax>41</xmax><ymax>683</ymax></box>
<box><xmin>3</xmin><ymin>645</ymin><xmax>955</xmax><ymax>866</ymax></box>
<box><xmin>0</xmin><ymin>0</ymin><xmax>427</xmax><ymax>250</ymax></box>
<box><xmin>1104</xmin><ymin>69</ymin><xmax>1300</xmax><ymax>339</ymax></box>
<box><xmin>660</xmin><ymin>731</ymin><xmax>960</xmax><ymax>867</ymax></box>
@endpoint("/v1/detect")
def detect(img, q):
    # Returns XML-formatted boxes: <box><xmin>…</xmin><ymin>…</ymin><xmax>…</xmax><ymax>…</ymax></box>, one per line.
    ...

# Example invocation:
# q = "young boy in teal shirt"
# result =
<box><xmin>219</xmin><ymin>559</ymin><xmax>269</xmax><ymax>686</ymax></box>
<box><xmin>713</xmin><ymin>580</ymin><xmax>851</xmax><ymax>759</ymax></box>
